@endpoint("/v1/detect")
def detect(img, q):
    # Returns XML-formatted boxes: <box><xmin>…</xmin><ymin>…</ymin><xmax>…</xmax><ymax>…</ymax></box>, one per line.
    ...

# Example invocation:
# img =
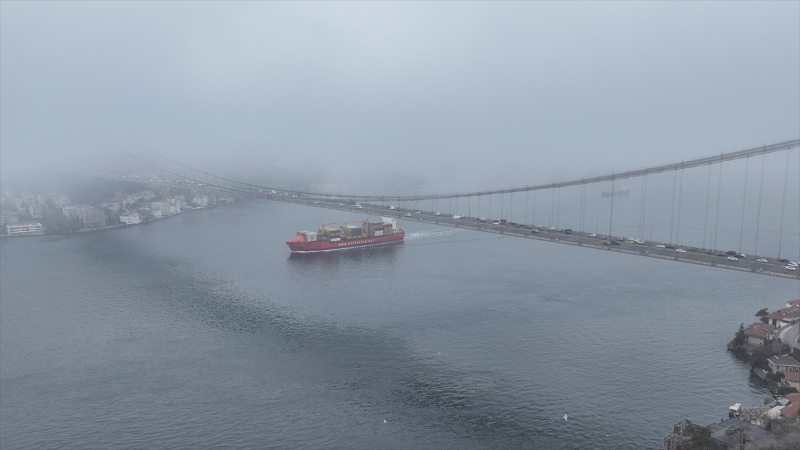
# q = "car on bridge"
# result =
<box><xmin>414</xmin><ymin>211</ymin><xmax>422</xmax><ymax>214</ymax></box>
<box><xmin>434</xmin><ymin>212</ymin><xmax>442</xmax><ymax>216</ymax></box>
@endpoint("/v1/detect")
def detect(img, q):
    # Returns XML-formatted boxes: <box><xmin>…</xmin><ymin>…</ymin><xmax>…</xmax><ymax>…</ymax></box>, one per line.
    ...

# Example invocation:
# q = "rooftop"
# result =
<box><xmin>767</xmin><ymin>355</ymin><xmax>800</xmax><ymax>367</ymax></box>
<box><xmin>764</xmin><ymin>306</ymin><xmax>800</xmax><ymax>321</ymax></box>
<box><xmin>780</xmin><ymin>393</ymin><xmax>800</xmax><ymax>418</ymax></box>
<box><xmin>708</xmin><ymin>417</ymin><xmax>766</xmax><ymax>446</ymax></box>
<box><xmin>782</xmin><ymin>371</ymin><xmax>800</xmax><ymax>383</ymax></box>
<box><xmin>745</xmin><ymin>322</ymin><xmax>774</xmax><ymax>338</ymax></box>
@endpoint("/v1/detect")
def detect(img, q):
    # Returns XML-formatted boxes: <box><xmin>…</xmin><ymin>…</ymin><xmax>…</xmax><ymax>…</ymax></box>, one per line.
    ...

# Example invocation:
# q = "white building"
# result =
<box><xmin>52</xmin><ymin>194</ymin><xmax>71</xmax><ymax>207</ymax></box>
<box><xmin>119</xmin><ymin>212</ymin><xmax>141</xmax><ymax>225</ymax></box>
<box><xmin>193</xmin><ymin>196</ymin><xmax>209</xmax><ymax>207</ymax></box>
<box><xmin>6</xmin><ymin>222</ymin><xmax>44</xmax><ymax>236</ymax></box>
<box><xmin>151</xmin><ymin>201</ymin><xmax>170</xmax><ymax>215</ymax></box>
<box><xmin>100</xmin><ymin>201</ymin><xmax>120</xmax><ymax>213</ymax></box>
<box><xmin>62</xmin><ymin>205</ymin><xmax>80</xmax><ymax>219</ymax></box>
<box><xmin>28</xmin><ymin>204</ymin><xmax>43</xmax><ymax>218</ymax></box>
<box><xmin>78</xmin><ymin>207</ymin><xmax>105</xmax><ymax>228</ymax></box>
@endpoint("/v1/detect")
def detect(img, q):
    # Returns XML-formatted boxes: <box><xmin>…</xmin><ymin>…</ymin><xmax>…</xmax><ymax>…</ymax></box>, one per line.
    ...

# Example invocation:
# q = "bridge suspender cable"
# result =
<box><xmin>777</xmin><ymin>151</ymin><xmax>791</xmax><ymax>260</ymax></box>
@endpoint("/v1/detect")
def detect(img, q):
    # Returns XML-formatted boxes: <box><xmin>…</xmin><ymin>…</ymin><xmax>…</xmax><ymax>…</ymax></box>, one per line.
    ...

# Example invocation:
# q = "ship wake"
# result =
<box><xmin>404</xmin><ymin>228</ymin><xmax>469</xmax><ymax>241</ymax></box>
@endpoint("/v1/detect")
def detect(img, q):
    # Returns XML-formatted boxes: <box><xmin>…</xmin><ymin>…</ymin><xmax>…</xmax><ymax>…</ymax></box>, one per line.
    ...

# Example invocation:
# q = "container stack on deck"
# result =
<box><xmin>304</xmin><ymin>219</ymin><xmax>395</xmax><ymax>242</ymax></box>
<box><xmin>286</xmin><ymin>217</ymin><xmax>403</xmax><ymax>252</ymax></box>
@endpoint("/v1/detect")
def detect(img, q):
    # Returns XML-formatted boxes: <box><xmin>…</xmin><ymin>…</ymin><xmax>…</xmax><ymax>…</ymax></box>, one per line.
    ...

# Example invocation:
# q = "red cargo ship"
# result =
<box><xmin>286</xmin><ymin>217</ymin><xmax>404</xmax><ymax>253</ymax></box>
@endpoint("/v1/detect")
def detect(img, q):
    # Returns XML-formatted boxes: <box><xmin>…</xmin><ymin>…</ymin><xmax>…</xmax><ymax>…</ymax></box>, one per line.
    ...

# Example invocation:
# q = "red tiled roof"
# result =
<box><xmin>786</xmin><ymin>393</ymin><xmax>800</xmax><ymax>403</ymax></box>
<box><xmin>745</xmin><ymin>322</ymin><xmax>774</xmax><ymax>338</ymax></box>
<box><xmin>788</xmin><ymin>299</ymin><xmax>800</xmax><ymax>307</ymax></box>
<box><xmin>764</xmin><ymin>306</ymin><xmax>800</xmax><ymax>321</ymax></box>
<box><xmin>783</xmin><ymin>371</ymin><xmax>800</xmax><ymax>383</ymax></box>
<box><xmin>782</xmin><ymin>400</ymin><xmax>800</xmax><ymax>418</ymax></box>
<box><xmin>781</xmin><ymin>393</ymin><xmax>800</xmax><ymax>418</ymax></box>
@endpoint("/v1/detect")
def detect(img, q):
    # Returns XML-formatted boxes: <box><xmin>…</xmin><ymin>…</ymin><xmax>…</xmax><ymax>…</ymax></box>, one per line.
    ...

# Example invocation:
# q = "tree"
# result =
<box><xmin>756</xmin><ymin>308</ymin><xmax>769</xmax><ymax>317</ymax></box>
<box><xmin>734</xmin><ymin>323</ymin><xmax>746</xmax><ymax>346</ymax></box>
<box><xmin>751</xmin><ymin>348</ymin><xmax>770</xmax><ymax>369</ymax></box>
<box><xmin>725</xmin><ymin>424</ymin><xmax>750</xmax><ymax>449</ymax></box>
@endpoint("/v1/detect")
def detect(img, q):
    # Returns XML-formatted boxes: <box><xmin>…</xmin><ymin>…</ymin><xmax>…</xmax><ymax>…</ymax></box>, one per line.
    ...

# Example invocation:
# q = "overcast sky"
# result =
<box><xmin>1</xmin><ymin>1</ymin><xmax>798</xmax><ymax>191</ymax></box>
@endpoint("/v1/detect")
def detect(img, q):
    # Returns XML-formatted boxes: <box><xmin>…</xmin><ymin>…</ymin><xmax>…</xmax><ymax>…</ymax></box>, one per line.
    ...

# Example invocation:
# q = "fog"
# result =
<box><xmin>1</xmin><ymin>2</ymin><xmax>798</xmax><ymax>192</ymax></box>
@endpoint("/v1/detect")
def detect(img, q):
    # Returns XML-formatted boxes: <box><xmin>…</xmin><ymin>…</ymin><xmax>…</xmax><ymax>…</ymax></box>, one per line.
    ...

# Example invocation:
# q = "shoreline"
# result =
<box><xmin>1</xmin><ymin>202</ymin><xmax>242</xmax><ymax>238</ymax></box>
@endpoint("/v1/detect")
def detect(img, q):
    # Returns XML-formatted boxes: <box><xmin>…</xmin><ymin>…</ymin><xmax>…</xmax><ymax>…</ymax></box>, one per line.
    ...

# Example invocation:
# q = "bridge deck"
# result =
<box><xmin>269</xmin><ymin>195</ymin><xmax>799</xmax><ymax>280</ymax></box>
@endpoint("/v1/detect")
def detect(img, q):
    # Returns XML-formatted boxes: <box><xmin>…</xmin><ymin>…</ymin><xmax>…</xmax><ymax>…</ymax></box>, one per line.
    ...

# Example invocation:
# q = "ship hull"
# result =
<box><xmin>286</xmin><ymin>231</ymin><xmax>405</xmax><ymax>253</ymax></box>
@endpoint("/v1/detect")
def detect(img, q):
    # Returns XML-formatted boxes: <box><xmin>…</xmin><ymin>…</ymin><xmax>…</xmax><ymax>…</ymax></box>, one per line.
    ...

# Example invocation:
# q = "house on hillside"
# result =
<box><xmin>782</xmin><ymin>371</ymin><xmax>800</xmax><ymax>390</ymax></box>
<box><xmin>762</xmin><ymin>305</ymin><xmax>800</xmax><ymax>328</ymax></box>
<box><xmin>744</xmin><ymin>322</ymin><xmax>774</xmax><ymax>347</ymax></box>
<box><xmin>767</xmin><ymin>355</ymin><xmax>800</xmax><ymax>373</ymax></box>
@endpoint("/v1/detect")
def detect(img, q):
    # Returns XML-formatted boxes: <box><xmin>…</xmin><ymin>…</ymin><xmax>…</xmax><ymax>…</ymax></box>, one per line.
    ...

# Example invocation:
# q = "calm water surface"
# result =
<box><xmin>2</xmin><ymin>200</ymin><xmax>798</xmax><ymax>449</ymax></box>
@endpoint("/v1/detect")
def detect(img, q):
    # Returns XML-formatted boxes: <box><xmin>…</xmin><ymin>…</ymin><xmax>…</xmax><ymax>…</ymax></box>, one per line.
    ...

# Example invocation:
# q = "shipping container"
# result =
<box><xmin>374</xmin><ymin>230</ymin><xmax>384</xmax><ymax>237</ymax></box>
<box><xmin>344</xmin><ymin>225</ymin><xmax>363</xmax><ymax>236</ymax></box>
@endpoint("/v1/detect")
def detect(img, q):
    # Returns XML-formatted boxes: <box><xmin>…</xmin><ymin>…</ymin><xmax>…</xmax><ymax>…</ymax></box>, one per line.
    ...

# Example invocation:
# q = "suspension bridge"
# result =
<box><xmin>103</xmin><ymin>138</ymin><xmax>800</xmax><ymax>279</ymax></box>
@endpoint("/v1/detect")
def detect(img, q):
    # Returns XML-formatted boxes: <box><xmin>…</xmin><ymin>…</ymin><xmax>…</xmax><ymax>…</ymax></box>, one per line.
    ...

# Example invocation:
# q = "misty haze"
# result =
<box><xmin>1</xmin><ymin>2</ymin><xmax>799</xmax><ymax>450</ymax></box>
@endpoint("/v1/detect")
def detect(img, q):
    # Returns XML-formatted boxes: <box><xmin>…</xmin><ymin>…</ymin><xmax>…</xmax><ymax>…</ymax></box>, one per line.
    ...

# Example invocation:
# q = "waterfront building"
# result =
<box><xmin>151</xmin><ymin>201</ymin><xmax>170</xmax><ymax>215</ymax></box>
<box><xmin>780</xmin><ymin>393</ymin><xmax>800</xmax><ymax>419</ymax></box>
<box><xmin>783</xmin><ymin>371</ymin><xmax>800</xmax><ymax>390</ymax></box>
<box><xmin>78</xmin><ymin>207</ymin><xmax>105</xmax><ymax>228</ymax></box>
<box><xmin>193</xmin><ymin>196</ymin><xmax>209</xmax><ymax>207</ymax></box>
<box><xmin>762</xmin><ymin>305</ymin><xmax>800</xmax><ymax>329</ymax></box>
<box><xmin>63</xmin><ymin>205</ymin><xmax>79</xmax><ymax>219</ymax></box>
<box><xmin>767</xmin><ymin>355</ymin><xmax>800</xmax><ymax>373</ymax></box>
<box><xmin>708</xmin><ymin>417</ymin><xmax>767</xmax><ymax>447</ymax></box>
<box><xmin>744</xmin><ymin>322</ymin><xmax>774</xmax><ymax>347</ymax></box>
<box><xmin>6</xmin><ymin>222</ymin><xmax>44</xmax><ymax>236</ymax></box>
<box><xmin>119</xmin><ymin>212</ymin><xmax>141</xmax><ymax>225</ymax></box>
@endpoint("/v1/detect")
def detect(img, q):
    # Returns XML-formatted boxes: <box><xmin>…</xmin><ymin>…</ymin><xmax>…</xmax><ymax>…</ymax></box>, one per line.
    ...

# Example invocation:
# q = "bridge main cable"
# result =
<box><xmin>123</xmin><ymin>138</ymin><xmax>799</xmax><ymax>202</ymax></box>
<box><xmin>377</xmin><ymin>138</ymin><xmax>799</xmax><ymax>202</ymax></box>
